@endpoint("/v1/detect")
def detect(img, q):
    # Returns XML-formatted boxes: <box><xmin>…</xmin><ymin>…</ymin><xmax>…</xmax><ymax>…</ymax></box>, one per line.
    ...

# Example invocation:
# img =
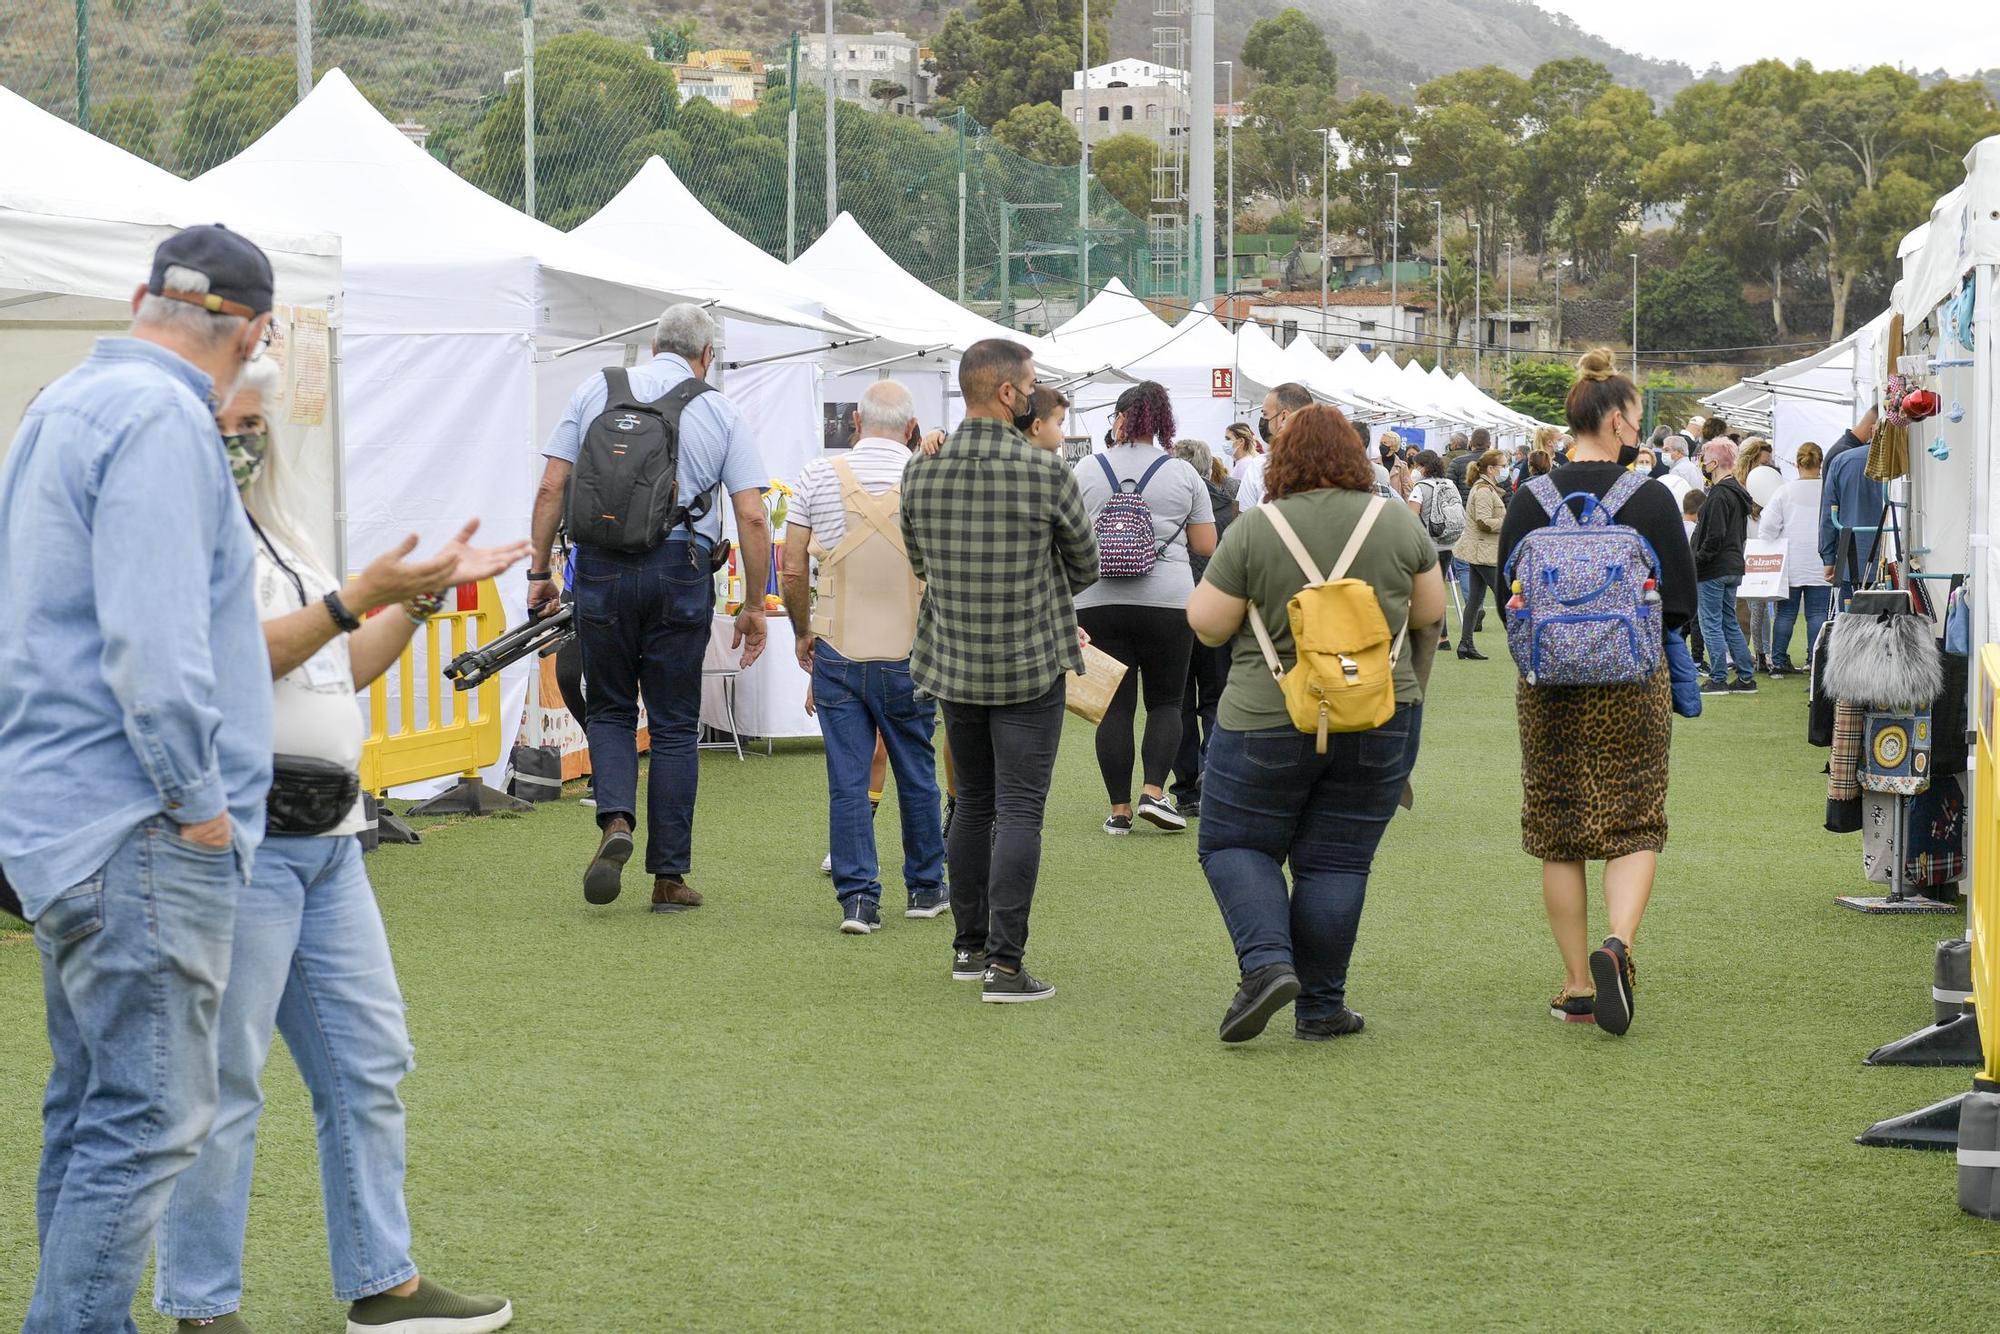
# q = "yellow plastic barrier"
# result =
<box><xmin>358</xmin><ymin>578</ymin><xmax>506</xmax><ymax>795</ymax></box>
<box><xmin>1975</xmin><ymin>644</ymin><xmax>2000</xmax><ymax>1085</ymax></box>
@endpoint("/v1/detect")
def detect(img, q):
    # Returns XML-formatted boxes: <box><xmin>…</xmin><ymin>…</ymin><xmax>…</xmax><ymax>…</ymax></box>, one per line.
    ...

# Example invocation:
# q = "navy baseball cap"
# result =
<box><xmin>148</xmin><ymin>223</ymin><xmax>275</xmax><ymax>319</ymax></box>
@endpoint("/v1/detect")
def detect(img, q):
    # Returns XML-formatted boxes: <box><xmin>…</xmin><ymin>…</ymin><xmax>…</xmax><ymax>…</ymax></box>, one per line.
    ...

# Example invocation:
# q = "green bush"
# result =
<box><xmin>185</xmin><ymin>0</ymin><xmax>226</xmax><ymax>48</ymax></box>
<box><xmin>1505</xmin><ymin>359</ymin><xmax>1573</xmax><ymax>426</ymax></box>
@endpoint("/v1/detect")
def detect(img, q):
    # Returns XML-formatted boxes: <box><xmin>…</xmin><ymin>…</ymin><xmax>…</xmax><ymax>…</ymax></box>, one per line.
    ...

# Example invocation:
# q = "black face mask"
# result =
<box><xmin>1257</xmin><ymin>415</ymin><xmax>1275</xmax><ymax>444</ymax></box>
<box><xmin>1010</xmin><ymin>383</ymin><xmax>1037</xmax><ymax>434</ymax></box>
<box><xmin>1617</xmin><ymin>444</ymin><xmax>1640</xmax><ymax>468</ymax></box>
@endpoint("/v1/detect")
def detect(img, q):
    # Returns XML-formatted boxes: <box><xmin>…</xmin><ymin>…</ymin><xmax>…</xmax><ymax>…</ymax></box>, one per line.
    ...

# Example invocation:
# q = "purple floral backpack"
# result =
<box><xmin>1093</xmin><ymin>454</ymin><xmax>1178</xmax><ymax>579</ymax></box>
<box><xmin>1504</xmin><ymin>471</ymin><xmax>1663</xmax><ymax>686</ymax></box>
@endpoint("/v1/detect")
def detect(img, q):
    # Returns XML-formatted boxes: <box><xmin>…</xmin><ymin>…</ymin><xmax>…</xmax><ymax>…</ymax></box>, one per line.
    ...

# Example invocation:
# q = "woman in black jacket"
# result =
<box><xmin>1690</xmin><ymin>439</ymin><xmax>1756</xmax><ymax>693</ymax></box>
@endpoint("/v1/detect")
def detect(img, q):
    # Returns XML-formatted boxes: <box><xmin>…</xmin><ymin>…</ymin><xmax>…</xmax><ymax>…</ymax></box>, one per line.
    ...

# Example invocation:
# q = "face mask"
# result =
<box><xmin>1257</xmin><ymin>414</ymin><xmax>1276</xmax><ymax>444</ymax></box>
<box><xmin>222</xmin><ymin>431</ymin><xmax>269</xmax><ymax>488</ymax></box>
<box><xmin>1617</xmin><ymin>444</ymin><xmax>1640</xmax><ymax>468</ymax></box>
<box><xmin>1011</xmin><ymin>383</ymin><xmax>1038</xmax><ymax>435</ymax></box>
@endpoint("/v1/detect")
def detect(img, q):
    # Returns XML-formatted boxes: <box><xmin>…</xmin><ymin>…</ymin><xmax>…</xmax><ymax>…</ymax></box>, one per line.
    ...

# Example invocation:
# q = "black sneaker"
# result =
<box><xmin>1136</xmin><ymin>795</ymin><xmax>1187</xmax><ymax>832</ymax></box>
<box><xmin>1103</xmin><ymin>814</ymin><xmax>1133</xmax><ymax>836</ymax></box>
<box><xmin>1219</xmin><ymin>963</ymin><xmax>1301</xmax><ymax>1043</ymax></box>
<box><xmin>1589</xmin><ymin>936</ymin><xmax>1636</xmax><ymax>1036</ymax></box>
<box><xmin>583</xmin><ymin>822</ymin><xmax>633</xmax><ymax>905</ymax></box>
<box><xmin>1550</xmin><ymin>988</ymin><xmax>1597</xmax><ymax>1024</ymax></box>
<box><xmin>980</xmin><ymin>965</ymin><xmax>1056</xmax><ymax>1003</ymax></box>
<box><xmin>1295</xmin><ymin>1009</ymin><xmax>1365</xmax><ymax>1041</ymax></box>
<box><xmin>905</xmin><ymin>887</ymin><xmax>950</xmax><ymax>919</ymax></box>
<box><xmin>1699</xmin><ymin>678</ymin><xmax>1733</xmax><ymax>696</ymax></box>
<box><xmin>1728</xmin><ymin>676</ymin><xmax>1758</xmax><ymax>694</ymax></box>
<box><xmin>839</xmin><ymin>899</ymin><xmax>881</xmax><ymax>935</ymax></box>
<box><xmin>950</xmin><ymin>949</ymin><xmax>987</xmax><ymax>980</ymax></box>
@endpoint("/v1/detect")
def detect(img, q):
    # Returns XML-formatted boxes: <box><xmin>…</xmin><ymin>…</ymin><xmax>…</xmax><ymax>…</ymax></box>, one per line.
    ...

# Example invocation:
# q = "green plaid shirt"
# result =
<box><xmin>900</xmin><ymin>416</ymin><xmax>1099</xmax><ymax>704</ymax></box>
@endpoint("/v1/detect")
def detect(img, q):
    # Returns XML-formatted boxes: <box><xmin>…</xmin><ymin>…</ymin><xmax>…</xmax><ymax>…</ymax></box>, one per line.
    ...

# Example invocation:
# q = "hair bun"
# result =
<box><xmin>1576</xmin><ymin>349</ymin><xmax>1616</xmax><ymax>382</ymax></box>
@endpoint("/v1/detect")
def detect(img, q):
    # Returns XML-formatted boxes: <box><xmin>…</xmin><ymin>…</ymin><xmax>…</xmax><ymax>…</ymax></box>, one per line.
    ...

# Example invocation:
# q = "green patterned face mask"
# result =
<box><xmin>222</xmin><ymin>431</ymin><xmax>269</xmax><ymax>488</ymax></box>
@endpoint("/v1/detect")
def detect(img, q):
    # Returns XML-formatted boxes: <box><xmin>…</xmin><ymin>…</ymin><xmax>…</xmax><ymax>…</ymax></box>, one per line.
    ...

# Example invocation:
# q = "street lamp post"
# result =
<box><xmin>1388</xmin><ymin>170</ymin><xmax>1399</xmax><ymax>353</ymax></box>
<box><xmin>1319</xmin><ymin>128</ymin><xmax>1331</xmax><ymax>350</ymax></box>
<box><xmin>1503</xmin><ymin>240</ymin><xmax>1514</xmax><ymax>366</ymax></box>
<box><xmin>1630</xmin><ymin>251</ymin><xmax>1640</xmax><ymax>380</ymax></box>
<box><xmin>1433</xmin><ymin>198</ymin><xmax>1443</xmax><ymax>364</ymax></box>
<box><xmin>1554</xmin><ymin>257</ymin><xmax>1573</xmax><ymax>351</ymax></box>
<box><xmin>1472</xmin><ymin>221</ymin><xmax>1483</xmax><ymax>385</ymax></box>
<box><xmin>1078</xmin><ymin>0</ymin><xmax>1089</xmax><ymax>299</ymax></box>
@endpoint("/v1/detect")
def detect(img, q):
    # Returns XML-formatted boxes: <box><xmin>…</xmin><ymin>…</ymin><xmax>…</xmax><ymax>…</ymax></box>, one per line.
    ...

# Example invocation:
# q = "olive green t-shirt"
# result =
<box><xmin>1203</xmin><ymin>489</ymin><xmax>1439</xmax><ymax>732</ymax></box>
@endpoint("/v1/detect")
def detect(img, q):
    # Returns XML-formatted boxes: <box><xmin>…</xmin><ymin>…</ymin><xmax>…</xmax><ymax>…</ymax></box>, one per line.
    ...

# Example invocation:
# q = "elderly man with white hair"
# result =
<box><xmin>780</xmin><ymin>380</ymin><xmax>948</xmax><ymax>934</ymax></box>
<box><xmin>0</xmin><ymin>225</ymin><xmax>276</xmax><ymax>1333</ymax></box>
<box><xmin>530</xmin><ymin>302</ymin><xmax>771</xmax><ymax>914</ymax></box>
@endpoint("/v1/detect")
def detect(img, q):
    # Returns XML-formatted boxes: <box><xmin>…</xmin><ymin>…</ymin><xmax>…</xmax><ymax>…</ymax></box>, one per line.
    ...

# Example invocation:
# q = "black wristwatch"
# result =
<box><xmin>527</xmin><ymin>569</ymin><xmax>552</xmax><ymax>581</ymax></box>
<box><xmin>323</xmin><ymin>590</ymin><xmax>362</xmax><ymax>633</ymax></box>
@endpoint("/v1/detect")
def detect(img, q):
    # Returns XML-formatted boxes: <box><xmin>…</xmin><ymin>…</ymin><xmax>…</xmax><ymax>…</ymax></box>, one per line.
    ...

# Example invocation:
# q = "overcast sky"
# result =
<box><xmin>1531</xmin><ymin>0</ymin><xmax>2000</xmax><ymax>77</ymax></box>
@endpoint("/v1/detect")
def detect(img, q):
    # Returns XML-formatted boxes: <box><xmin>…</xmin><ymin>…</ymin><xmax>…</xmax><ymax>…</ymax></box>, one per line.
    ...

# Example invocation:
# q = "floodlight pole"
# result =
<box><xmin>1222</xmin><ymin>60</ymin><xmax>1235</xmax><ymax>309</ymax></box>
<box><xmin>824</xmin><ymin>0</ymin><xmax>837</xmax><ymax>227</ymax></box>
<box><xmin>74</xmin><ymin>0</ymin><xmax>88</xmax><ymax>130</ymax></box>
<box><xmin>1079</xmin><ymin>0</ymin><xmax>1090</xmax><ymax>300</ymax></box>
<box><xmin>1631</xmin><ymin>251</ymin><xmax>1641</xmax><ymax>379</ymax></box>
<box><xmin>1473</xmin><ymin>221</ymin><xmax>1483</xmax><ymax>385</ymax></box>
<box><xmin>1319</xmin><ymin>129</ymin><xmax>1330</xmax><ymax>351</ymax></box>
<box><xmin>956</xmin><ymin>107</ymin><xmax>968</xmax><ymax>304</ymax></box>
<box><xmin>1504</xmin><ymin>240</ymin><xmax>1514</xmax><ymax>366</ymax></box>
<box><xmin>295</xmin><ymin>0</ymin><xmax>313</xmax><ymax>100</ymax></box>
<box><xmin>1434</xmin><ymin>198</ymin><xmax>1443</xmax><ymax>364</ymax></box>
<box><xmin>786</xmin><ymin>33</ymin><xmax>800</xmax><ymax>260</ymax></box>
<box><xmin>1389</xmin><ymin>170</ymin><xmax>1399</xmax><ymax>347</ymax></box>
<box><xmin>522</xmin><ymin>0</ymin><xmax>536</xmax><ymax>219</ymax></box>
<box><xmin>1190</xmin><ymin>0</ymin><xmax>1217</xmax><ymax>305</ymax></box>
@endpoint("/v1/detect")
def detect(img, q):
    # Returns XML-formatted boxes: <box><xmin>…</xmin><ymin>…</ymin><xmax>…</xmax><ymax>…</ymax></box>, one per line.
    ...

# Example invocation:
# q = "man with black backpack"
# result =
<box><xmin>529</xmin><ymin>304</ymin><xmax>772</xmax><ymax>912</ymax></box>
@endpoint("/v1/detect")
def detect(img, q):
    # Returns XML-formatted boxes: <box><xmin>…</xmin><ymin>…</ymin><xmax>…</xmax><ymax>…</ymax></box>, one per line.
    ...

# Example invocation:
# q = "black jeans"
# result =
<box><xmin>572</xmin><ymin>538</ymin><xmax>710</xmax><ymax>876</ymax></box>
<box><xmin>940</xmin><ymin>677</ymin><xmax>1066</xmax><ymax>969</ymax></box>
<box><xmin>1463</xmin><ymin>564</ymin><xmax>1505</xmax><ymax>652</ymax></box>
<box><xmin>1078</xmin><ymin>603</ymin><xmax>1194</xmax><ymax>805</ymax></box>
<box><xmin>1171</xmin><ymin>640</ymin><xmax>1232</xmax><ymax>803</ymax></box>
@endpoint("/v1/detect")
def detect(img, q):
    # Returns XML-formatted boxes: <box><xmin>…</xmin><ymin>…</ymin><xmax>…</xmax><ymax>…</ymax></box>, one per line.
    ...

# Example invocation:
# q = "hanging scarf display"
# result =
<box><xmin>1868</xmin><ymin>313</ymin><xmax>1911</xmax><ymax>481</ymax></box>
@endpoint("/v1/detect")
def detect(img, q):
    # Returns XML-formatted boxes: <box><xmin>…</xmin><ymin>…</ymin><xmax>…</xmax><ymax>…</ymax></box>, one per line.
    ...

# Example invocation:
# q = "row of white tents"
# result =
<box><xmin>0</xmin><ymin>67</ymin><xmax>1544</xmax><ymax>774</ymax></box>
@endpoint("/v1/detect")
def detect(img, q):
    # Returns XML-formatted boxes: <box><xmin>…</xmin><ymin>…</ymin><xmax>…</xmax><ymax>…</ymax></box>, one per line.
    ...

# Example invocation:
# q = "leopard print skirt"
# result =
<box><xmin>1517</xmin><ymin>671</ymin><xmax>1671</xmax><ymax>862</ymax></box>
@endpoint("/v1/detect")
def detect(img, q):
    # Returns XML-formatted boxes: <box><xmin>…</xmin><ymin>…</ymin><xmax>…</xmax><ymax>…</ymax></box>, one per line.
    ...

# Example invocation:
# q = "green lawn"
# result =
<box><xmin>3</xmin><ymin>656</ymin><xmax>1996</xmax><ymax>1329</ymax></box>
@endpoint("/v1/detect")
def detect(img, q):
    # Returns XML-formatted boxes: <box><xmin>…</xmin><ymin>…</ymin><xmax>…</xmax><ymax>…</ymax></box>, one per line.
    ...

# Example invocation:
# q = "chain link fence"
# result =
<box><xmin>2</xmin><ymin>1</ymin><xmax>1168</xmax><ymax>319</ymax></box>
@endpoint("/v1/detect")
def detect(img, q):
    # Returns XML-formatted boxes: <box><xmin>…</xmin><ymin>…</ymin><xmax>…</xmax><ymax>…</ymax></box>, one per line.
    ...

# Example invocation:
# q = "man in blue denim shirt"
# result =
<box><xmin>527</xmin><ymin>304</ymin><xmax>770</xmax><ymax>912</ymax></box>
<box><xmin>0</xmin><ymin>225</ymin><xmax>275</xmax><ymax>1334</ymax></box>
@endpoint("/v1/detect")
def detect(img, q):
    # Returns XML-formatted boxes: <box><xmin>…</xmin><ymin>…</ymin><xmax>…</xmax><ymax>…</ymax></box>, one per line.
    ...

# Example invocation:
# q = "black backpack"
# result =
<box><xmin>565</xmin><ymin>369</ymin><xmax>713</xmax><ymax>553</ymax></box>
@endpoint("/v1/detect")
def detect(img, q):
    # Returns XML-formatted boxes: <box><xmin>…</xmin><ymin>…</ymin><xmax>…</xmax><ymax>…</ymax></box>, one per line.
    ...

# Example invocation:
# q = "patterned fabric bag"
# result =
<box><xmin>1504</xmin><ymin>472</ymin><xmax>1663</xmax><ymax>686</ymax></box>
<box><xmin>1092</xmin><ymin>454</ymin><xmax>1175</xmax><ymax>579</ymax></box>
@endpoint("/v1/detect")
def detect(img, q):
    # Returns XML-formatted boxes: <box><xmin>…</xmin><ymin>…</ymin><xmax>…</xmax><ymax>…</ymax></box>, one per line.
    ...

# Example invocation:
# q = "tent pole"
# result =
<box><xmin>521</xmin><ymin>0</ymin><xmax>536</xmax><ymax>220</ymax></box>
<box><xmin>725</xmin><ymin>336</ymin><xmax>878</xmax><ymax>371</ymax></box>
<box><xmin>957</xmin><ymin>108</ymin><xmax>968</xmax><ymax>305</ymax></box>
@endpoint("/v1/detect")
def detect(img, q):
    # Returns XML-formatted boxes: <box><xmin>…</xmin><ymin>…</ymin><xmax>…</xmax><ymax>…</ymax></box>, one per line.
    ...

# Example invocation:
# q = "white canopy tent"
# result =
<box><xmin>1046</xmin><ymin>287</ymin><xmax>1241</xmax><ymax>448</ymax></box>
<box><xmin>0</xmin><ymin>82</ymin><xmax>346</xmax><ymax>564</ymax></box>
<box><xmin>195</xmin><ymin>70</ymin><xmax>835</xmax><ymax>788</ymax></box>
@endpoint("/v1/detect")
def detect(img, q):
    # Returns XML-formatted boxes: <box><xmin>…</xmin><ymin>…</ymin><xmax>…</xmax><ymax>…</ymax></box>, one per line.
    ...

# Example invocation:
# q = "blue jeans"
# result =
<box><xmin>1697</xmin><ymin>577</ymin><xmax>1755</xmax><ymax>684</ymax></box>
<box><xmin>811</xmin><ymin>643</ymin><xmax>945</xmax><ymax>908</ymax></box>
<box><xmin>1771</xmin><ymin>584</ymin><xmax>1832</xmax><ymax>670</ymax></box>
<box><xmin>26</xmin><ymin>817</ymin><xmax>238</xmax><ymax>1334</ymax></box>
<box><xmin>153</xmin><ymin>836</ymin><xmax>415</xmax><ymax>1317</ymax></box>
<box><xmin>1197</xmin><ymin>706</ymin><xmax>1422</xmax><ymax>1021</ymax></box>
<box><xmin>574</xmin><ymin>538</ymin><xmax>711</xmax><ymax>876</ymax></box>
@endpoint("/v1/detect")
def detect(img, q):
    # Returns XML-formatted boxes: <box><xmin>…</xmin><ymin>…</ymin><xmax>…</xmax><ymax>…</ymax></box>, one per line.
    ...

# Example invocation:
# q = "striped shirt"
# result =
<box><xmin>791</xmin><ymin>437</ymin><xmax>915</xmax><ymax>549</ymax></box>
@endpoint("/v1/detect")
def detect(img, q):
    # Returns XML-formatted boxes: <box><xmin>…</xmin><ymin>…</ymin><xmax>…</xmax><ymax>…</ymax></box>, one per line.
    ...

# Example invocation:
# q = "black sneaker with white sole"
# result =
<box><xmin>951</xmin><ymin>949</ymin><xmax>988</xmax><ymax>980</ymax></box>
<box><xmin>1589</xmin><ymin>936</ymin><xmax>1636</xmax><ymax>1035</ymax></box>
<box><xmin>980</xmin><ymin>965</ymin><xmax>1056</xmax><ymax>1003</ymax></box>
<box><xmin>1219</xmin><ymin>963</ymin><xmax>1301</xmax><ymax>1043</ymax></box>
<box><xmin>1103</xmin><ymin>814</ymin><xmax>1133</xmax><ymax>836</ymax></box>
<box><xmin>839</xmin><ymin>900</ymin><xmax>881</xmax><ymax>935</ymax></box>
<box><xmin>906</xmin><ymin>887</ymin><xmax>950</xmax><ymax>918</ymax></box>
<box><xmin>1136</xmin><ymin>794</ymin><xmax>1187</xmax><ymax>832</ymax></box>
<box><xmin>1728</xmin><ymin>677</ymin><xmax>1758</xmax><ymax>694</ymax></box>
<box><xmin>1699</xmin><ymin>678</ymin><xmax>1733</xmax><ymax>696</ymax></box>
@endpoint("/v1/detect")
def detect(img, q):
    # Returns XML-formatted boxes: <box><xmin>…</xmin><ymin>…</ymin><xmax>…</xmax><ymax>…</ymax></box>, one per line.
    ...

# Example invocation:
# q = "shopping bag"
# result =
<box><xmin>1065</xmin><ymin>642</ymin><xmax>1130</xmax><ymax>724</ymax></box>
<box><xmin>1739</xmin><ymin>538</ymin><xmax>1788</xmax><ymax>600</ymax></box>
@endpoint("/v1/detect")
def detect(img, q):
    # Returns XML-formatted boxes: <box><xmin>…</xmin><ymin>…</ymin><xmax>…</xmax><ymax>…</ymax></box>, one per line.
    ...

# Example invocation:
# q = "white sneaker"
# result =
<box><xmin>820</xmin><ymin>852</ymin><xmax>833</xmax><ymax>875</ymax></box>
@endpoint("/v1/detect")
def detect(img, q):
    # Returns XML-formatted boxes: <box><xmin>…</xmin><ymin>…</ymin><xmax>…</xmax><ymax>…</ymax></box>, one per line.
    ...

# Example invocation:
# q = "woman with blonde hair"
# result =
<box><xmin>153</xmin><ymin>357</ymin><xmax>527</xmax><ymax>1332</ymax></box>
<box><xmin>1760</xmin><ymin>440</ymin><xmax>1829</xmax><ymax>675</ymax></box>
<box><xmin>1496</xmin><ymin>350</ymin><xmax>1696</xmax><ymax>1037</ymax></box>
<box><xmin>1730</xmin><ymin>436</ymin><xmax>1779</xmax><ymax>669</ymax></box>
<box><xmin>1690</xmin><ymin>436</ymin><xmax>1756</xmax><ymax>692</ymax></box>
<box><xmin>1455</xmin><ymin>448</ymin><xmax>1508</xmax><ymax>661</ymax></box>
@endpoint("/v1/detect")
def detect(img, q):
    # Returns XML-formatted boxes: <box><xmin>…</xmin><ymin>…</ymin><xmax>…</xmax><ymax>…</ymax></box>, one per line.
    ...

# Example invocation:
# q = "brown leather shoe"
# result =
<box><xmin>583</xmin><ymin>818</ymin><xmax>633</xmax><ymax>906</ymax></box>
<box><xmin>651</xmin><ymin>875</ymin><xmax>703</xmax><ymax>913</ymax></box>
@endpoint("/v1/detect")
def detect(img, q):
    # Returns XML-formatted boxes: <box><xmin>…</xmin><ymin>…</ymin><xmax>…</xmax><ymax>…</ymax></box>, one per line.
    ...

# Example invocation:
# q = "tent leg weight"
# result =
<box><xmin>1935</xmin><ymin>937</ymin><xmax>1975</xmax><ymax>1026</ymax></box>
<box><xmin>358</xmin><ymin>792</ymin><xmax>420</xmax><ymax>849</ymax></box>
<box><xmin>376</xmin><ymin>809</ymin><xmax>422</xmax><ymax>845</ymax></box>
<box><xmin>1957</xmin><ymin>1083</ymin><xmax>2000</xmax><ymax>1220</ymax></box>
<box><xmin>1856</xmin><ymin>1094</ymin><xmax>1966</xmax><ymax>1151</ymax></box>
<box><xmin>405</xmin><ymin>776</ymin><xmax>533</xmax><ymax>818</ymax></box>
<box><xmin>1864</xmin><ymin>1011</ymin><xmax>1985</xmax><ymax>1067</ymax></box>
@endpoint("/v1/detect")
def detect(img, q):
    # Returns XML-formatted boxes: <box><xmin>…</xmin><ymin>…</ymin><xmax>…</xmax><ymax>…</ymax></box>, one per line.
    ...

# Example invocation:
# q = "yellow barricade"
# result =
<box><xmin>1975</xmin><ymin>645</ymin><xmax>2000</xmax><ymax>1085</ymax></box>
<box><xmin>358</xmin><ymin>578</ymin><xmax>506</xmax><ymax>794</ymax></box>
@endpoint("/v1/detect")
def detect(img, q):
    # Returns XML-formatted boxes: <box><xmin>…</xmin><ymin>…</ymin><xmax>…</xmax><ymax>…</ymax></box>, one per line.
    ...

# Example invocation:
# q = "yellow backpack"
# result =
<box><xmin>1246</xmin><ymin>497</ymin><xmax>1405</xmax><ymax>752</ymax></box>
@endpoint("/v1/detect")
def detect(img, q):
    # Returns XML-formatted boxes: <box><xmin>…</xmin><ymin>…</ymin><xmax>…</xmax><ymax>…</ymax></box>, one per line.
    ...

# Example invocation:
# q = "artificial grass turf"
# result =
<box><xmin>3</xmin><ymin>656</ymin><xmax>1997</xmax><ymax>1330</ymax></box>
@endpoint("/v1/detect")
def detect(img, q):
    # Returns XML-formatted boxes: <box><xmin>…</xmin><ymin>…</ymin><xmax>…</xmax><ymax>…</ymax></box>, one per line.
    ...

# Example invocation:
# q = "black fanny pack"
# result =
<box><xmin>267</xmin><ymin>754</ymin><xmax>361</xmax><ymax>836</ymax></box>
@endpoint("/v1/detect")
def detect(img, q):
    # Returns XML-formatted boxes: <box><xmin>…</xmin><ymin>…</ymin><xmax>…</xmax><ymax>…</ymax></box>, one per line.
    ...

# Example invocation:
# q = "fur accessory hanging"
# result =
<box><xmin>1823</xmin><ymin>610</ymin><xmax>1944</xmax><ymax>710</ymax></box>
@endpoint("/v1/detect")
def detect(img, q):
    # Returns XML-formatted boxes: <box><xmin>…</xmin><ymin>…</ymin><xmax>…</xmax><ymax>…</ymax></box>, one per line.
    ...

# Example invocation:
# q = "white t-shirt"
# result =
<box><xmin>1237</xmin><ymin>454</ymin><xmax>1269</xmax><ymax>508</ymax></box>
<box><xmin>253</xmin><ymin>529</ymin><xmax>365</xmax><ymax>836</ymax></box>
